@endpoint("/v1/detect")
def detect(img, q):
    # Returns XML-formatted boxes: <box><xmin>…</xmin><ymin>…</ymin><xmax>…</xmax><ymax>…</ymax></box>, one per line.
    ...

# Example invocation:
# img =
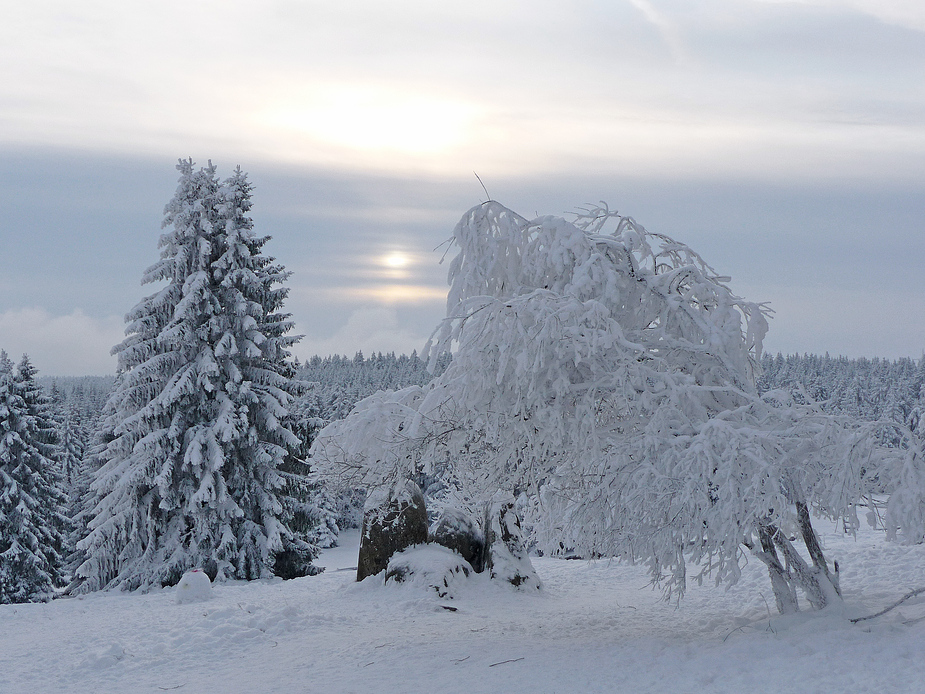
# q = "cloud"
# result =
<box><xmin>627</xmin><ymin>0</ymin><xmax>689</xmax><ymax>63</ymax></box>
<box><xmin>3</xmin><ymin>1</ymin><xmax>924</xmax><ymax>182</ymax></box>
<box><xmin>737</xmin><ymin>284</ymin><xmax>925</xmax><ymax>360</ymax></box>
<box><xmin>0</xmin><ymin>308</ymin><xmax>123</xmax><ymax>376</ymax></box>
<box><xmin>325</xmin><ymin>285</ymin><xmax>448</xmax><ymax>304</ymax></box>
<box><xmin>293</xmin><ymin>307</ymin><xmax>436</xmax><ymax>360</ymax></box>
<box><xmin>752</xmin><ymin>0</ymin><xmax>925</xmax><ymax>33</ymax></box>
<box><xmin>260</xmin><ymin>85</ymin><xmax>483</xmax><ymax>156</ymax></box>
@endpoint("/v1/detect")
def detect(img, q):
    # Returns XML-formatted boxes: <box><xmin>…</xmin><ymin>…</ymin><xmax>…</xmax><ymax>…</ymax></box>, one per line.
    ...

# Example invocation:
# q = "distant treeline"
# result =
<box><xmin>758</xmin><ymin>352</ymin><xmax>925</xmax><ymax>433</ymax></box>
<box><xmin>37</xmin><ymin>375</ymin><xmax>115</xmax><ymax>428</ymax></box>
<box><xmin>39</xmin><ymin>351</ymin><xmax>925</xmax><ymax>444</ymax></box>
<box><xmin>39</xmin><ymin>352</ymin><xmax>450</xmax><ymax>454</ymax></box>
<box><xmin>293</xmin><ymin>350</ymin><xmax>450</xmax><ymax>424</ymax></box>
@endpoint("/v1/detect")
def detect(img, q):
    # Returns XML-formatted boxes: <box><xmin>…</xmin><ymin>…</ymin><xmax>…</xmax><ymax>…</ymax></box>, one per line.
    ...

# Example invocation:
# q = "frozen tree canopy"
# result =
<box><xmin>313</xmin><ymin>201</ymin><xmax>923</xmax><ymax>614</ymax></box>
<box><xmin>315</xmin><ymin>202</ymin><xmax>768</xmax><ymax>487</ymax></box>
<box><xmin>76</xmin><ymin>160</ymin><xmax>315</xmax><ymax>591</ymax></box>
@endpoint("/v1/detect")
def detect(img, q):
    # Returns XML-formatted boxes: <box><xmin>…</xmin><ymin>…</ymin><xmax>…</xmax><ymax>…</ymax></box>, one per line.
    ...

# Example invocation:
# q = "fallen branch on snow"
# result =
<box><xmin>489</xmin><ymin>658</ymin><xmax>525</xmax><ymax>667</ymax></box>
<box><xmin>850</xmin><ymin>587</ymin><xmax>925</xmax><ymax>623</ymax></box>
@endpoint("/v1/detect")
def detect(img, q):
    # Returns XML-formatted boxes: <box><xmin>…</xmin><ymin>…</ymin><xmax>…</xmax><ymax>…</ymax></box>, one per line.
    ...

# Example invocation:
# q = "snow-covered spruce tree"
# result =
<box><xmin>279</xmin><ymin>396</ymin><xmax>339</xmax><ymax>550</ymax></box>
<box><xmin>0</xmin><ymin>352</ymin><xmax>69</xmax><ymax>603</ymax></box>
<box><xmin>17</xmin><ymin>356</ymin><xmax>62</xmax><ymax>465</ymax></box>
<box><xmin>58</xmin><ymin>405</ymin><xmax>86</xmax><ymax>504</ymax></box>
<box><xmin>16</xmin><ymin>355</ymin><xmax>72</xmax><ymax>545</ymax></box>
<box><xmin>76</xmin><ymin>160</ymin><xmax>316</xmax><ymax>591</ymax></box>
<box><xmin>43</xmin><ymin>380</ymin><xmax>89</xmax><ymax>510</ymax></box>
<box><xmin>312</xmin><ymin>201</ymin><xmax>913</xmax><ymax>614</ymax></box>
<box><xmin>62</xmin><ymin>374</ymin><xmax>123</xmax><ymax>585</ymax></box>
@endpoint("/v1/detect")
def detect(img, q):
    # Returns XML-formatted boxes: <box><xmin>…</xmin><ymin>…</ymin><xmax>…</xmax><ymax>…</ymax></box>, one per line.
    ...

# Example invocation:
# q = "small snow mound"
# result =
<box><xmin>175</xmin><ymin>569</ymin><xmax>213</xmax><ymax>604</ymax></box>
<box><xmin>385</xmin><ymin>544</ymin><xmax>474</xmax><ymax>599</ymax></box>
<box><xmin>82</xmin><ymin>642</ymin><xmax>128</xmax><ymax>669</ymax></box>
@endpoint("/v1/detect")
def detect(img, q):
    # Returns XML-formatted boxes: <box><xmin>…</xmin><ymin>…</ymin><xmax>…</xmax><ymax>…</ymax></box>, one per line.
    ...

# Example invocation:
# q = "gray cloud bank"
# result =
<box><xmin>2</xmin><ymin>2</ymin><xmax>924</xmax><ymax>373</ymax></box>
<box><xmin>0</xmin><ymin>149</ymin><xmax>922</xmax><ymax>375</ymax></box>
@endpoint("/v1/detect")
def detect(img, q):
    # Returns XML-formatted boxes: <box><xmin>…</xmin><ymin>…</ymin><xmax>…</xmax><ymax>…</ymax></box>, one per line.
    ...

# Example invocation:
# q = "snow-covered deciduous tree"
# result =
<box><xmin>312</xmin><ymin>201</ymin><xmax>919</xmax><ymax>614</ymax></box>
<box><xmin>0</xmin><ymin>352</ymin><xmax>68</xmax><ymax>603</ymax></box>
<box><xmin>76</xmin><ymin>160</ymin><xmax>315</xmax><ymax>591</ymax></box>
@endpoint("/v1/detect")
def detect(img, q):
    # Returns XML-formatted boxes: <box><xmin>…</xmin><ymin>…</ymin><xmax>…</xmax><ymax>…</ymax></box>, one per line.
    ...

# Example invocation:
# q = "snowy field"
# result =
<box><xmin>3</xmin><ymin>526</ymin><xmax>925</xmax><ymax>694</ymax></box>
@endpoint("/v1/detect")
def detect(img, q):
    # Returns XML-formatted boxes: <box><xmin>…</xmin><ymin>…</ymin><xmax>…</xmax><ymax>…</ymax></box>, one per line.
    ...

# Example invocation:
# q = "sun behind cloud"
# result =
<box><xmin>262</xmin><ymin>85</ymin><xmax>479</xmax><ymax>158</ymax></box>
<box><xmin>382</xmin><ymin>251</ymin><xmax>410</xmax><ymax>268</ymax></box>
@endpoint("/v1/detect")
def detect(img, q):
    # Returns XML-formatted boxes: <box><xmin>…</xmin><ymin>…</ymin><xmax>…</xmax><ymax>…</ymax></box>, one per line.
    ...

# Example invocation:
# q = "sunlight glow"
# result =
<box><xmin>264</xmin><ymin>87</ymin><xmax>477</xmax><ymax>156</ymax></box>
<box><xmin>330</xmin><ymin>285</ymin><xmax>447</xmax><ymax>304</ymax></box>
<box><xmin>382</xmin><ymin>252</ymin><xmax>410</xmax><ymax>269</ymax></box>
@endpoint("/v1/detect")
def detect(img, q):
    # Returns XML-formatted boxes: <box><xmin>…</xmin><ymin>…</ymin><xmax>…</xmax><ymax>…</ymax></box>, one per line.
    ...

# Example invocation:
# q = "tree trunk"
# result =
<box><xmin>755</xmin><ymin>523</ymin><xmax>799</xmax><ymax>614</ymax></box>
<box><xmin>795</xmin><ymin>500</ymin><xmax>841</xmax><ymax>597</ymax></box>
<box><xmin>770</xmin><ymin>518</ymin><xmax>840</xmax><ymax>611</ymax></box>
<box><xmin>753</xmin><ymin>511</ymin><xmax>841</xmax><ymax>615</ymax></box>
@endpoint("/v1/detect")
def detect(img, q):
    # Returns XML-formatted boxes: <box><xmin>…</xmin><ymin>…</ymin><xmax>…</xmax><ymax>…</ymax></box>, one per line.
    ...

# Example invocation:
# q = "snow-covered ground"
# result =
<box><xmin>4</xmin><ymin>525</ymin><xmax>925</xmax><ymax>693</ymax></box>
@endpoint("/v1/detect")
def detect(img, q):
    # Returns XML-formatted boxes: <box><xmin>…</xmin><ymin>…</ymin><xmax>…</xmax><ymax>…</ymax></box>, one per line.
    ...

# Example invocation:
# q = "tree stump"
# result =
<box><xmin>483</xmin><ymin>491</ymin><xmax>541</xmax><ymax>590</ymax></box>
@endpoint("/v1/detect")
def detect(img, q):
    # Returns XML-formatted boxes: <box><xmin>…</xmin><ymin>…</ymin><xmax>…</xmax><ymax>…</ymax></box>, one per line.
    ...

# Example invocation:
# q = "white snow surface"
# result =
<box><xmin>4</xmin><ymin>526</ymin><xmax>925</xmax><ymax>693</ymax></box>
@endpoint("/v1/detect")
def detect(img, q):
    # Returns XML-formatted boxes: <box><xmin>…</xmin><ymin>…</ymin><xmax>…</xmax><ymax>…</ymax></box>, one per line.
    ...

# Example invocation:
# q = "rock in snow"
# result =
<box><xmin>357</xmin><ymin>479</ymin><xmax>428</xmax><ymax>581</ymax></box>
<box><xmin>429</xmin><ymin>507</ymin><xmax>485</xmax><ymax>573</ymax></box>
<box><xmin>175</xmin><ymin>569</ymin><xmax>213</xmax><ymax>604</ymax></box>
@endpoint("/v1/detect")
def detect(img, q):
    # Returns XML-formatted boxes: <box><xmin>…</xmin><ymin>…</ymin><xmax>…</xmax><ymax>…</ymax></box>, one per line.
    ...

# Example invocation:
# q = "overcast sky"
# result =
<box><xmin>1</xmin><ymin>0</ymin><xmax>923</xmax><ymax>375</ymax></box>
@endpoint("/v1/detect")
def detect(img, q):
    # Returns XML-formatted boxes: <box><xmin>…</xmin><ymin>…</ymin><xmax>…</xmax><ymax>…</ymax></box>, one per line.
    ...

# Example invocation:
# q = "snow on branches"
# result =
<box><xmin>313</xmin><ymin>200</ymin><xmax>924</xmax><ymax>613</ymax></box>
<box><xmin>0</xmin><ymin>352</ymin><xmax>68</xmax><ymax>603</ymax></box>
<box><xmin>75</xmin><ymin>160</ymin><xmax>314</xmax><ymax>592</ymax></box>
<box><xmin>314</xmin><ymin>200</ymin><xmax>772</xmax><ymax>500</ymax></box>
